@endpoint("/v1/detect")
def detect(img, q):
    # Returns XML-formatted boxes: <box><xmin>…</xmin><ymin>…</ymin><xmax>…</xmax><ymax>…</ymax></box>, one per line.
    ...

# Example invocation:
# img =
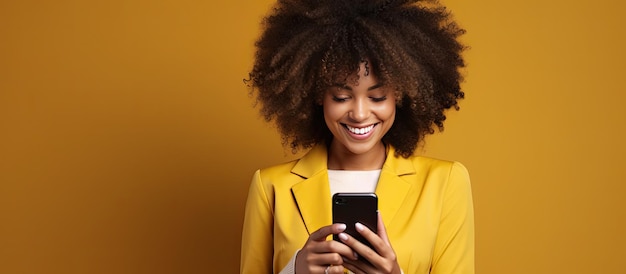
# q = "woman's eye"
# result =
<box><xmin>332</xmin><ymin>96</ymin><xmax>348</xmax><ymax>102</ymax></box>
<box><xmin>371</xmin><ymin>96</ymin><xmax>387</xmax><ymax>102</ymax></box>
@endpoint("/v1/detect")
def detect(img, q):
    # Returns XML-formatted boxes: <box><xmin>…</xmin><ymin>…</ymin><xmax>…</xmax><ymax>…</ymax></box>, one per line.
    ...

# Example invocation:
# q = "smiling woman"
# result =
<box><xmin>246</xmin><ymin>0</ymin><xmax>466</xmax><ymax>159</ymax></box>
<box><xmin>241</xmin><ymin>0</ymin><xmax>473</xmax><ymax>274</ymax></box>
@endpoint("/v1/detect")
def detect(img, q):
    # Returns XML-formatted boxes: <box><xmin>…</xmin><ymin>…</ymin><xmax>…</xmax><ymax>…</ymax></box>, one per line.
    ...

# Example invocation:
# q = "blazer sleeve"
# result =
<box><xmin>431</xmin><ymin>162</ymin><xmax>475</xmax><ymax>274</ymax></box>
<box><xmin>240</xmin><ymin>170</ymin><xmax>274</xmax><ymax>274</ymax></box>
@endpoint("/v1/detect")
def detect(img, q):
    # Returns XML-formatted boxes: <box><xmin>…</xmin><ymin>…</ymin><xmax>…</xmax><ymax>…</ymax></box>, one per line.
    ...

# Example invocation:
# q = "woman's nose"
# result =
<box><xmin>348</xmin><ymin>99</ymin><xmax>370</xmax><ymax>122</ymax></box>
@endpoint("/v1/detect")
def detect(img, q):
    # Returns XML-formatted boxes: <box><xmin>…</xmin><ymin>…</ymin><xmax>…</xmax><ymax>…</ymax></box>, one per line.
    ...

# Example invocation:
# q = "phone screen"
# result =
<box><xmin>332</xmin><ymin>192</ymin><xmax>378</xmax><ymax>261</ymax></box>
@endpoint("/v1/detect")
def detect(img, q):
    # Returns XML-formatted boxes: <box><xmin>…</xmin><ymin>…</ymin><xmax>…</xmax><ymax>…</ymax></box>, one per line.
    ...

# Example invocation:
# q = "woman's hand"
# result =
<box><xmin>339</xmin><ymin>213</ymin><xmax>402</xmax><ymax>274</ymax></box>
<box><xmin>296</xmin><ymin>223</ymin><xmax>359</xmax><ymax>274</ymax></box>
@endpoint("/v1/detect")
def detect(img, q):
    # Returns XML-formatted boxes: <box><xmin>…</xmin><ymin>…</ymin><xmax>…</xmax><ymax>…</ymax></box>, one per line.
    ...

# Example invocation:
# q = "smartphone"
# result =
<box><xmin>332</xmin><ymin>192</ymin><xmax>378</xmax><ymax>262</ymax></box>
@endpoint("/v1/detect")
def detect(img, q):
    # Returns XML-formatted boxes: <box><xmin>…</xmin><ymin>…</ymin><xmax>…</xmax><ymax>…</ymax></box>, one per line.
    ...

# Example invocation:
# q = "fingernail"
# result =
<box><xmin>339</xmin><ymin>233</ymin><xmax>348</xmax><ymax>241</ymax></box>
<box><xmin>353</xmin><ymin>252</ymin><xmax>358</xmax><ymax>259</ymax></box>
<box><xmin>355</xmin><ymin>222</ymin><xmax>365</xmax><ymax>232</ymax></box>
<box><xmin>337</xmin><ymin>223</ymin><xmax>346</xmax><ymax>231</ymax></box>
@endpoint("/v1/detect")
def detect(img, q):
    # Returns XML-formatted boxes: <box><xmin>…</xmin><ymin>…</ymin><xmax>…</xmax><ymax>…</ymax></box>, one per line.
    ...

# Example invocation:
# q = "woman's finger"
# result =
<box><xmin>355</xmin><ymin>222</ymin><xmax>388</xmax><ymax>256</ymax></box>
<box><xmin>311</xmin><ymin>238</ymin><xmax>358</xmax><ymax>260</ymax></box>
<box><xmin>377</xmin><ymin>211</ymin><xmax>391</xmax><ymax>246</ymax></box>
<box><xmin>337</xmin><ymin>229</ymin><xmax>381</xmax><ymax>265</ymax></box>
<box><xmin>305</xmin><ymin>251</ymin><xmax>345</xmax><ymax>266</ymax></box>
<box><xmin>308</xmin><ymin>223</ymin><xmax>347</xmax><ymax>242</ymax></box>
<box><xmin>342</xmin><ymin>258</ymin><xmax>370</xmax><ymax>274</ymax></box>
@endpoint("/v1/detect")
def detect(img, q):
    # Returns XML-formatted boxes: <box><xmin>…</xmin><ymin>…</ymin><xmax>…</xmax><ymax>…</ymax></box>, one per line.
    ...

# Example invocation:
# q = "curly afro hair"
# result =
<box><xmin>247</xmin><ymin>0</ymin><xmax>467</xmax><ymax>158</ymax></box>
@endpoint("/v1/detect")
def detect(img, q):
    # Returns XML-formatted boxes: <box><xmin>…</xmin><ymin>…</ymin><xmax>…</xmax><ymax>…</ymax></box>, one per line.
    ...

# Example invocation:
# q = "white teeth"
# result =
<box><xmin>346</xmin><ymin>124</ymin><xmax>375</xmax><ymax>135</ymax></box>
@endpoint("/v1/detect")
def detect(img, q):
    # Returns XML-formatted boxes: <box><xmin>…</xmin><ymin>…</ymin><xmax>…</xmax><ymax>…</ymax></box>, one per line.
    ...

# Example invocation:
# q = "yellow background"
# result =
<box><xmin>1</xmin><ymin>0</ymin><xmax>624</xmax><ymax>273</ymax></box>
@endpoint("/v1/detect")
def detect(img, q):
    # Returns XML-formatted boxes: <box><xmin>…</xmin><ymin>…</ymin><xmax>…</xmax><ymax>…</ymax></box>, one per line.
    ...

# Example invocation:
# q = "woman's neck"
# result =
<box><xmin>327</xmin><ymin>141</ymin><xmax>387</xmax><ymax>171</ymax></box>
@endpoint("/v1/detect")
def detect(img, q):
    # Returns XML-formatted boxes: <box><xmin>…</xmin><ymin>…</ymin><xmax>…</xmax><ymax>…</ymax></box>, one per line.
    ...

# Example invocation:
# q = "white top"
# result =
<box><xmin>279</xmin><ymin>170</ymin><xmax>381</xmax><ymax>274</ymax></box>
<box><xmin>328</xmin><ymin>169</ymin><xmax>380</xmax><ymax>195</ymax></box>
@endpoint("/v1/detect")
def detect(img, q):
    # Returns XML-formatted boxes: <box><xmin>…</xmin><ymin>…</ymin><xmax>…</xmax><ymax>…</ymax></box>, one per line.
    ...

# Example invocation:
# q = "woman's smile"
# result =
<box><xmin>343</xmin><ymin>123</ymin><xmax>378</xmax><ymax>139</ymax></box>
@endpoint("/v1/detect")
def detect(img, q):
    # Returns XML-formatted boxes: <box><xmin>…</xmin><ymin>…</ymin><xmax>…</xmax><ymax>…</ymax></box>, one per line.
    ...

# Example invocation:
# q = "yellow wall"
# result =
<box><xmin>1</xmin><ymin>0</ymin><xmax>624</xmax><ymax>273</ymax></box>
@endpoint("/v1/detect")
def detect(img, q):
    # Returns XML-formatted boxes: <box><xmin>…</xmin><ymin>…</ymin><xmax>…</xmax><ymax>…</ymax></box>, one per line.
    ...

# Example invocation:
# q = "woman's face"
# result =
<box><xmin>322</xmin><ymin>63</ymin><xmax>396</xmax><ymax>157</ymax></box>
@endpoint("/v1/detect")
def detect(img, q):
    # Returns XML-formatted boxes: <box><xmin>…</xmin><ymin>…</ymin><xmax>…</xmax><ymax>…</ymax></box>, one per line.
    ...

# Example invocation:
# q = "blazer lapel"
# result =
<box><xmin>376</xmin><ymin>146</ymin><xmax>415</xmax><ymax>226</ymax></box>
<box><xmin>290</xmin><ymin>144</ymin><xmax>416</xmax><ymax>234</ymax></box>
<box><xmin>291</xmin><ymin>145</ymin><xmax>332</xmax><ymax>235</ymax></box>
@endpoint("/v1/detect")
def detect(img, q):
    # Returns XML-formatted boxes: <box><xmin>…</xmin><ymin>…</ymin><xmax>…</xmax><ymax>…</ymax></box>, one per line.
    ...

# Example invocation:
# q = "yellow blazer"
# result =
<box><xmin>240</xmin><ymin>144</ymin><xmax>474</xmax><ymax>274</ymax></box>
